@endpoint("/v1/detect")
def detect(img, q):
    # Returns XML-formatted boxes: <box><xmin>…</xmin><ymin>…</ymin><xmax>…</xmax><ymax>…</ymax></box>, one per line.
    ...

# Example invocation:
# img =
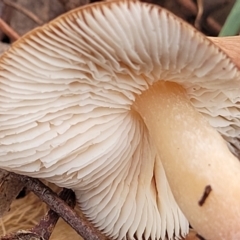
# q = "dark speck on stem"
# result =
<box><xmin>198</xmin><ymin>185</ymin><xmax>212</xmax><ymax>206</ymax></box>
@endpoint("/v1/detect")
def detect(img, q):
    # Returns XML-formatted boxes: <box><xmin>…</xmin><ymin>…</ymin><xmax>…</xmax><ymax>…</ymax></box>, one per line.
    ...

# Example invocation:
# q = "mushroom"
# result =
<box><xmin>0</xmin><ymin>1</ymin><xmax>240</xmax><ymax>239</ymax></box>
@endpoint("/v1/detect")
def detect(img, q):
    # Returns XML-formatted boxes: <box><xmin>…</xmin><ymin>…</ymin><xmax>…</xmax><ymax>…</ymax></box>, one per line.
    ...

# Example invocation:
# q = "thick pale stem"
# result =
<box><xmin>133</xmin><ymin>82</ymin><xmax>240</xmax><ymax>240</ymax></box>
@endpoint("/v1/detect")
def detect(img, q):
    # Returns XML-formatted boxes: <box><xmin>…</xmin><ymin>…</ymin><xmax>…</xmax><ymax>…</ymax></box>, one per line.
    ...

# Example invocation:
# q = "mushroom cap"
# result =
<box><xmin>0</xmin><ymin>0</ymin><xmax>240</xmax><ymax>239</ymax></box>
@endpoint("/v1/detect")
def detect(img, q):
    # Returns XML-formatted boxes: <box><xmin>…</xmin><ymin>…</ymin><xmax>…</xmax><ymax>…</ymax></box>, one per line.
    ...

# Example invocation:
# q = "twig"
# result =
<box><xmin>32</xmin><ymin>188</ymin><xmax>75</xmax><ymax>239</ymax></box>
<box><xmin>3</xmin><ymin>0</ymin><xmax>44</xmax><ymax>25</ymax></box>
<box><xmin>195</xmin><ymin>0</ymin><xmax>204</xmax><ymax>30</ymax></box>
<box><xmin>176</xmin><ymin>0</ymin><xmax>221</xmax><ymax>35</ymax></box>
<box><xmin>0</xmin><ymin>0</ymin><xmax>12</xmax><ymax>40</ymax></box>
<box><xmin>0</xmin><ymin>18</ymin><xmax>19</xmax><ymax>41</ymax></box>
<box><xmin>0</xmin><ymin>188</ymin><xmax>75</xmax><ymax>240</ymax></box>
<box><xmin>13</xmin><ymin>174</ymin><xmax>105</xmax><ymax>240</ymax></box>
<box><xmin>0</xmin><ymin>230</ymin><xmax>41</xmax><ymax>240</ymax></box>
<box><xmin>195</xmin><ymin>0</ymin><xmax>230</xmax><ymax>33</ymax></box>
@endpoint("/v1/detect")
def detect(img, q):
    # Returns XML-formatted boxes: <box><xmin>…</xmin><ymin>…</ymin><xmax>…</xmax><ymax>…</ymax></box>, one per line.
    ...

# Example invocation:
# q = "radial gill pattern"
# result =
<box><xmin>0</xmin><ymin>1</ymin><xmax>240</xmax><ymax>239</ymax></box>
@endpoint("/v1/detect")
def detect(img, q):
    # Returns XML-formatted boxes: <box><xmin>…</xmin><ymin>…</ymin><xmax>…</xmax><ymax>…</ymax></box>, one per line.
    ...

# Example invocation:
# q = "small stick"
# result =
<box><xmin>3</xmin><ymin>0</ymin><xmax>44</xmax><ymax>25</ymax></box>
<box><xmin>0</xmin><ymin>188</ymin><xmax>75</xmax><ymax>240</ymax></box>
<box><xmin>13</xmin><ymin>174</ymin><xmax>105</xmax><ymax>240</ymax></box>
<box><xmin>31</xmin><ymin>188</ymin><xmax>76</xmax><ymax>239</ymax></box>
<box><xmin>0</xmin><ymin>231</ymin><xmax>41</xmax><ymax>240</ymax></box>
<box><xmin>195</xmin><ymin>0</ymin><xmax>204</xmax><ymax>30</ymax></box>
<box><xmin>0</xmin><ymin>18</ymin><xmax>19</xmax><ymax>41</ymax></box>
<box><xmin>176</xmin><ymin>0</ymin><xmax>221</xmax><ymax>35</ymax></box>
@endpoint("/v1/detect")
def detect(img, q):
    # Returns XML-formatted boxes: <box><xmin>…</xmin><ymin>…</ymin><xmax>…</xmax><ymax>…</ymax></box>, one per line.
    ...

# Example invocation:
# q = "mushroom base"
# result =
<box><xmin>133</xmin><ymin>81</ymin><xmax>240</xmax><ymax>240</ymax></box>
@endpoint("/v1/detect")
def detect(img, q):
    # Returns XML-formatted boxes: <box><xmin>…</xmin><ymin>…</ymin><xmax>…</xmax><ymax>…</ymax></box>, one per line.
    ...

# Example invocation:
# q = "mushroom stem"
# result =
<box><xmin>133</xmin><ymin>82</ymin><xmax>240</xmax><ymax>240</ymax></box>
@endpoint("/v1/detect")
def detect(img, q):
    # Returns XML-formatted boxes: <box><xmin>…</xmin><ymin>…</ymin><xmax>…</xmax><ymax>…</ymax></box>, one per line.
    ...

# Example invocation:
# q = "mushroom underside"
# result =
<box><xmin>0</xmin><ymin>1</ymin><xmax>240</xmax><ymax>240</ymax></box>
